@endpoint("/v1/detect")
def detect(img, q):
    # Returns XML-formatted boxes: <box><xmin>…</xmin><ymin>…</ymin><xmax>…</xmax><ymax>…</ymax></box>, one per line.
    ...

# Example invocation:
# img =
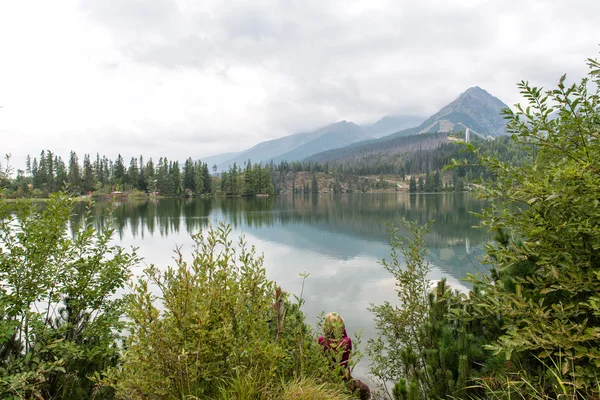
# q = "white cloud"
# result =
<box><xmin>1</xmin><ymin>0</ymin><xmax>598</xmax><ymax>167</ymax></box>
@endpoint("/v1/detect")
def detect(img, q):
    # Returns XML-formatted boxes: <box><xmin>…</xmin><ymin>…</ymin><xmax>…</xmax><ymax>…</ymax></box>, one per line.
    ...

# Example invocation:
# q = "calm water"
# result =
<box><xmin>75</xmin><ymin>192</ymin><xmax>490</xmax><ymax>379</ymax></box>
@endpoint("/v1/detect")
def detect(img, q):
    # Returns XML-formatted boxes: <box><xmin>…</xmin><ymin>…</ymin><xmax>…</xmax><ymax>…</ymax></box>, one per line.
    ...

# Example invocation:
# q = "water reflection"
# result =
<box><xmin>75</xmin><ymin>193</ymin><xmax>486</xmax><ymax>240</ymax></box>
<box><xmin>72</xmin><ymin>193</ymin><xmax>490</xmax><ymax>380</ymax></box>
<box><xmin>73</xmin><ymin>193</ymin><xmax>489</xmax><ymax>279</ymax></box>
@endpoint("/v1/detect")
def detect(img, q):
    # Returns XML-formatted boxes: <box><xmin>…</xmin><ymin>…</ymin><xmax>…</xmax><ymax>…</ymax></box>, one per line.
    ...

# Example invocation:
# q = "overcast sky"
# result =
<box><xmin>1</xmin><ymin>0</ymin><xmax>598</xmax><ymax>167</ymax></box>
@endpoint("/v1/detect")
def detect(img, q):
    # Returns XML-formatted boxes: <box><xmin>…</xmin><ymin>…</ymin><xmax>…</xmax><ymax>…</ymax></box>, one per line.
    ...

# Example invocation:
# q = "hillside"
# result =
<box><xmin>362</xmin><ymin>115</ymin><xmax>425</xmax><ymax>138</ymax></box>
<box><xmin>414</xmin><ymin>86</ymin><xmax>508</xmax><ymax>137</ymax></box>
<box><xmin>216</xmin><ymin>121</ymin><xmax>366</xmax><ymax>170</ymax></box>
<box><xmin>306</xmin><ymin>132</ymin><xmax>448</xmax><ymax>164</ymax></box>
<box><xmin>305</xmin><ymin>86</ymin><xmax>509</xmax><ymax>164</ymax></box>
<box><xmin>270</xmin><ymin>121</ymin><xmax>367</xmax><ymax>163</ymax></box>
<box><xmin>211</xmin><ymin>86</ymin><xmax>508</xmax><ymax>170</ymax></box>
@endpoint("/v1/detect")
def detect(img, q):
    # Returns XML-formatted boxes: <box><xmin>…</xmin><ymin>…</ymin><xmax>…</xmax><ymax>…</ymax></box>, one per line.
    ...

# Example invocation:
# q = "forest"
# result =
<box><xmin>1</xmin><ymin>132</ymin><xmax>528</xmax><ymax>199</ymax></box>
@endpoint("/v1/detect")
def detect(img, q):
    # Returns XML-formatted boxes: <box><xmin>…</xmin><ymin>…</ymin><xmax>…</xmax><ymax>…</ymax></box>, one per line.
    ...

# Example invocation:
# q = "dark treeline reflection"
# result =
<box><xmin>71</xmin><ymin>193</ymin><xmax>489</xmax><ymax>247</ymax></box>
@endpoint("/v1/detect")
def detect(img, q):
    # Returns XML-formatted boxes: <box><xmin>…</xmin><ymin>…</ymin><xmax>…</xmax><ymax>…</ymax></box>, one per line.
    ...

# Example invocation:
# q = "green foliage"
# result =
<box><xmin>9</xmin><ymin>150</ymin><xmax>215</xmax><ymax>198</ymax></box>
<box><xmin>106</xmin><ymin>223</ymin><xmax>350</xmax><ymax>399</ymax></box>
<box><xmin>0</xmin><ymin>193</ymin><xmax>139</xmax><ymax>399</ymax></box>
<box><xmin>369</xmin><ymin>220</ymin><xmax>491</xmax><ymax>400</ymax></box>
<box><xmin>219</xmin><ymin>161</ymin><xmax>274</xmax><ymax>196</ymax></box>
<box><xmin>368</xmin><ymin>220</ymin><xmax>432</xmax><ymax>397</ymax></box>
<box><xmin>462</xmin><ymin>57</ymin><xmax>600</xmax><ymax>397</ymax></box>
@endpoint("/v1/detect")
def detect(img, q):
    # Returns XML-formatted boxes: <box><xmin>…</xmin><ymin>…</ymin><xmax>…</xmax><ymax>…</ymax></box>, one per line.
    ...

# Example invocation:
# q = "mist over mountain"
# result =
<box><xmin>202</xmin><ymin>152</ymin><xmax>242</xmax><ymax>168</ymax></box>
<box><xmin>270</xmin><ymin>121</ymin><xmax>367</xmax><ymax>163</ymax></box>
<box><xmin>215</xmin><ymin>121</ymin><xmax>367</xmax><ymax>170</ymax></box>
<box><xmin>211</xmin><ymin>86</ymin><xmax>509</xmax><ymax>170</ymax></box>
<box><xmin>305</xmin><ymin>86</ymin><xmax>510</xmax><ymax>163</ymax></box>
<box><xmin>362</xmin><ymin>115</ymin><xmax>425</xmax><ymax>138</ymax></box>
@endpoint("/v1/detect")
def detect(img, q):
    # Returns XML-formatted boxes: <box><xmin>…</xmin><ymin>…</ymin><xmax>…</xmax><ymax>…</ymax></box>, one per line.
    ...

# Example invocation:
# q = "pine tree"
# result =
<box><xmin>432</xmin><ymin>171</ymin><xmax>440</xmax><ymax>191</ymax></box>
<box><xmin>127</xmin><ymin>157</ymin><xmax>139</xmax><ymax>189</ymax></box>
<box><xmin>25</xmin><ymin>155</ymin><xmax>32</xmax><ymax>177</ymax></box>
<box><xmin>183</xmin><ymin>158</ymin><xmax>196</xmax><ymax>193</ymax></box>
<box><xmin>82</xmin><ymin>154</ymin><xmax>95</xmax><ymax>193</ymax></box>
<box><xmin>311</xmin><ymin>174</ymin><xmax>319</xmax><ymax>194</ymax></box>
<box><xmin>54</xmin><ymin>155</ymin><xmax>67</xmax><ymax>192</ymax></box>
<box><xmin>169</xmin><ymin>161</ymin><xmax>182</xmax><ymax>195</ymax></box>
<box><xmin>409</xmin><ymin>176</ymin><xmax>417</xmax><ymax>193</ymax></box>
<box><xmin>145</xmin><ymin>158</ymin><xmax>156</xmax><ymax>193</ymax></box>
<box><xmin>113</xmin><ymin>154</ymin><xmax>126</xmax><ymax>187</ymax></box>
<box><xmin>138</xmin><ymin>155</ymin><xmax>146</xmax><ymax>192</ymax></box>
<box><xmin>194</xmin><ymin>161</ymin><xmax>204</xmax><ymax>195</ymax></box>
<box><xmin>67</xmin><ymin>151</ymin><xmax>82</xmax><ymax>193</ymax></box>
<box><xmin>203</xmin><ymin>163</ymin><xmax>212</xmax><ymax>194</ymax></box>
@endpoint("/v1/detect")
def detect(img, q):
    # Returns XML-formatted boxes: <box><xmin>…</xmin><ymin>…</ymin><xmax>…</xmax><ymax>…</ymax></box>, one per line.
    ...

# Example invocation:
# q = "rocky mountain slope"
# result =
<box><xmin>305</xmin><ymin>87</ymin><xmax>509</xmax><ymax>163</ymax></box>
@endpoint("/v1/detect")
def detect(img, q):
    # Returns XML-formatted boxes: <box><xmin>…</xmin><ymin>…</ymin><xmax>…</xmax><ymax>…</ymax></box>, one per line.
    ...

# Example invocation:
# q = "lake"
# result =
<box><xmin>74</xmin><ymin>192</ymin><xmax>490</xmax><ymax>380</ymax></box>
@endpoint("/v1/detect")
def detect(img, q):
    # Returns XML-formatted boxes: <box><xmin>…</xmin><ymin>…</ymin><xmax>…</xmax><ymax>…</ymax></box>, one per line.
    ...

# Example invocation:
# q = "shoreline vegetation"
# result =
<box><xmin>0</xmin><ymin>129</ymin><xmax>525</xmax><ymax>201</ymax></box>
<box><xmin>0</xmin><ymin>57</ymin><xmax>599</xmax><ymax>399</ymax></box>
<box><xmin>0</xmin><ymin>187</ymin><xmax>475</xmax><ymax>203</ymax></box>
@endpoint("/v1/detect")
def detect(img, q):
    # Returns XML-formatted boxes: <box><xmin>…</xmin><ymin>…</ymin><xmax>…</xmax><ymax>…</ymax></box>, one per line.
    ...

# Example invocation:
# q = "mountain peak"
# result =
<box><xmin>415</xmin><ymin>86</ymin><xmax>510</xmax><ymax>137</ymax></box>
<box><xmin>463</xmin><ymin>86</ymin><xmax>485</xmax><ymax>94</ymax></box>
<box><xmin>335</xmin><ymin>120</ymin><xmax>358</xmax><ymax>127</ymax></box>
<box><xmin>459</xmin><ymin>86</ymin><xmax>506</xmax><ymax>109</ymax></box>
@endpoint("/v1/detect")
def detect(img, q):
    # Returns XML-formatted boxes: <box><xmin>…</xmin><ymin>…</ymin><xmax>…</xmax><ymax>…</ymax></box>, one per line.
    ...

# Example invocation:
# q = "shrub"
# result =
<box><xmin>105</xmin><ymin>223</ymin><xmax>350</xmax><ymax>399</ymax></box>
<box><xmin>459</xmin><ymin>56</ymin><xmax>600</xmax><ymax>397</ymax></box>
<box><xmin>0</xmin><ymin>193</ymin><xmax>139</xmax><ymax>399</ymax></box>
<box><xmin>368</xmin><ymin>220</ymin><xmax>492</xmax><ymax>400</ymax></box>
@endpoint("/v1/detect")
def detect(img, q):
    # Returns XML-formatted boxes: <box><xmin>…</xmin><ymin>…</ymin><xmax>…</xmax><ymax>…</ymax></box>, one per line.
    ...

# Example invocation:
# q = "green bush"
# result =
<box><xmin>455</xmin><ymin>56</ymin><xmax>600</xmax><ymax>398</ymax></box>
<box><xmin>368</xmin><ymin>221</ymin><xmax>492</xmax><ymax>400</ymax></box>
<box><xmin>0</xmin><ymin>193</ymin><xmax>139</xmax><ymax>399</ymax></box>
<box><xmin>105</xmin><ymin>223</ymin><xmax>351</xmax><ymax>399</ymax></box>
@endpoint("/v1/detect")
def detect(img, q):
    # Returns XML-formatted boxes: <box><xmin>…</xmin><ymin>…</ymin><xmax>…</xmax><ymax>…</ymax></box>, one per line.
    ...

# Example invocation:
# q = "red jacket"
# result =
<box><xmin>318</xmin><ymin>328</ymin><xmax>352</xmax><ymax>377</ymax></box>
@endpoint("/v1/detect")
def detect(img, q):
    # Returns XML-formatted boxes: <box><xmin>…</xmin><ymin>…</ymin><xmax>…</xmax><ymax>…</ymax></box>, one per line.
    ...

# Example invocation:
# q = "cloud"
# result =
<box><xmin>1</xmin><ymin>0</ymin><xmax>599</xmax><ymax>167</ymax></box>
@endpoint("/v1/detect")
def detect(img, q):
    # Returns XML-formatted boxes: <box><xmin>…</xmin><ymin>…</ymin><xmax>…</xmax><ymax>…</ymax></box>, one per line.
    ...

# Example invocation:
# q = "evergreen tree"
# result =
<box><xmin>229</xmin><ymin>163</ymin><xmax>239</xmax><ymax>195</ymax></box>
<box><xmin>169</xmin><ymin>161</ymin><xmax>182</xmax><ymax>195</ymax></box>
<box><xmin>25</xmin><ymin>155</ymin><xmax>32</xmax><ymax>177</ymax></box>
<box><xmin>183</xmin><ymin>158</ymin><xmax>196</xmax><ymax>193</ymax></box>
<box><xmin>203</xmin><ymin>163</ymin><xmax>212</xmax><ymax>194</ymax></box>
<box><xmin>31</xmin><ymin>157</ymin><xmax>38</xmax><ymax>183</ymax></box>
<box><xmin>433</xmin><ymin>170</ymin><xmax>441</xmax><ymax>192</ymax></box>
<box><xmin>67</xmin><ymin>151</ymin><xmax>81</xmax><ymax>193</ymax></box>
<box><xmin>311</xmin><ymin>174</ymin><xmax>319</xmax><ymax>194</ymax></box>
<box><xmin>82</xmin><ymin>154</ymin><xmax>95</xmax><ymax>193</ymax></box>
<box><xmin>409</xmin><ymin>176</ymin><xmax>417</xmax><ymax>193</ymax></box>
<box><xmin>54</xmin><ymin>155</ymin><xmax>67</xmax><ymax>192</ymax></box>
<box><xmin>245</xmin><ymin>160</ymin><xmax>255</xmax><ymax>196</ymax></box>
<box><xmin>127</xmin><ymin>157</ymin><xmax>139</xmax><ymax>189</ymax></box>
<box><xmin>155</xmin><ymin>158</ymin><xmax>171</xmax><ymax>195</ymax></box>
<box><xmin>113</xmin><ymin>154</ymin><xmax>126</xmax><ymax>187</ymax></box>
<box><xmin>424</xmin><ymin>171</ymin><xmax>433</xmax><ymax>192</ymax></box>
<box><xmin>138</xmin><ymin>155</ymin><xmax>146</xmax><ymax>192</ymax></box>
<box><xmin>145</xmin><ymin>158</ymin><xmax>156</xmax><ymax>193</ymax></box>
<box><xmin>221</xmin><ymin>171</ymin><xmax>229</xmax><ymax>194</ymax></box>
<box><xmin>193</xmin><ymin>161</ymin><xmax>204</xmax><ymax>195</ymax></box>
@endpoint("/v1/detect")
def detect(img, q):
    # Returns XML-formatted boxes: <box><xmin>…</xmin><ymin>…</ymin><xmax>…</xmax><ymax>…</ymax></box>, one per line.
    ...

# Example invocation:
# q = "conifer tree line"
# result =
<box><xmin>219</xmin><ymin>160</ymin><xmax>275</xmax><ymax>196</ymax></box>
<box><xmin>10</xmin><ymin>151</ymin><xmax>279</xmax><ymax>198</ymax></box>
<box><xmin>17</xmin><ymin>151</ymin><xmax>213</xmax><ymax>197</ymax></box>
<box><xmin>5</xmin><ymin>134</ymin><xmax>526</xmax><ymax>198</ymax></box>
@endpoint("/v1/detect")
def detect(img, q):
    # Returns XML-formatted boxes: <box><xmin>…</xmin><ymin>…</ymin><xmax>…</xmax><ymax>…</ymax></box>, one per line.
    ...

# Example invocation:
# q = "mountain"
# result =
<box><xmin>211</xmin><ymin>87</ymin><xmax>508</xmax><ymax>169</ymax></box>
<box><xmin>414</xmin><ymin>86</ymin><xmax>508</xmax><ymax>137</ymax></box>
<box><xmin>271</xmin><ymin>121</ymin><xmax>367</xmax><ymax>163</ymax></box>
<box><xmin>362</xmin><ymin>115</ymin><xmax>425</xmax><ymax>138</ymax></box>
<box><xmin>216</xmin><ymin>121</ymin><xmax>367</xmax><ymax>170</ymax></box>
<box><xmin>201</xmin><ymin>152</ymin><xmax>242</xmax><ymax>168</ymax></box>
<box><xmin>305</xmin><ymin>86</ymin><xmax>510</xmax><ymax>163</ymax></box>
